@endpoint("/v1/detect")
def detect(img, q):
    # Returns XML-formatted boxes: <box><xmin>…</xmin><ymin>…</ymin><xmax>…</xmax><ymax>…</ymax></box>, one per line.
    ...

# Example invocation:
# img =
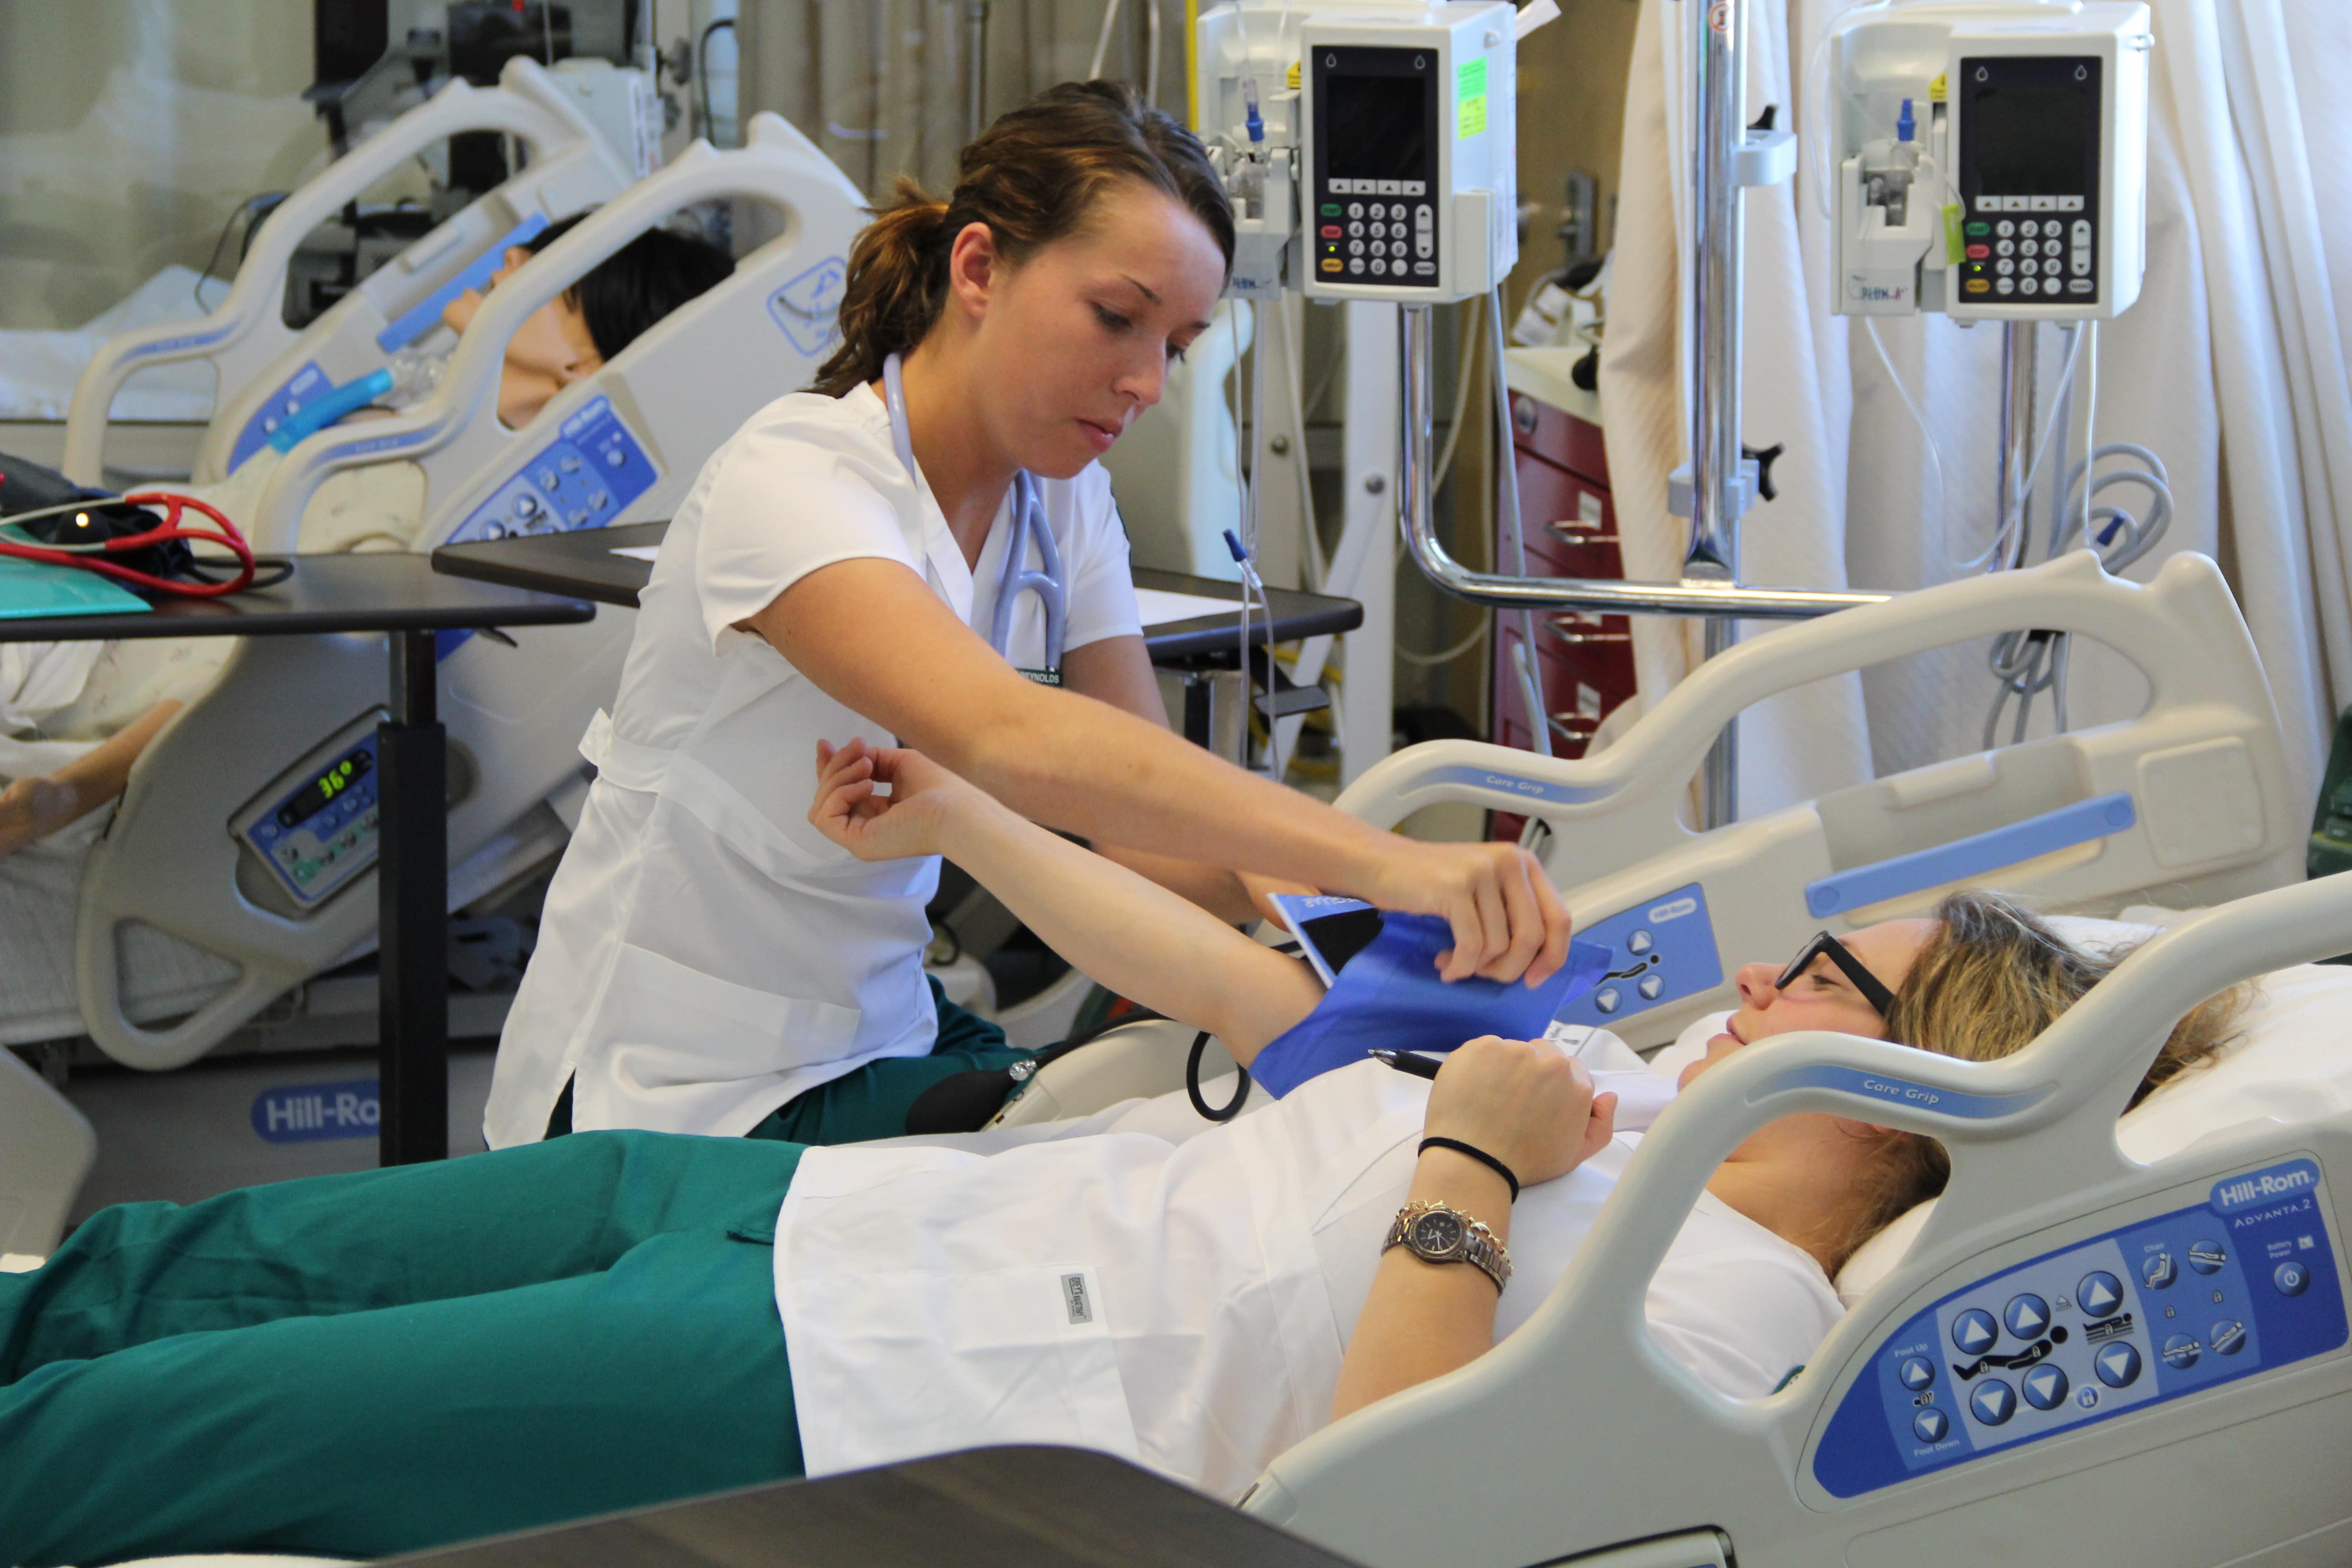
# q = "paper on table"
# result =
<box><xmin>610</xmin><ymin>545</ymin><xmax>662</xmax><ymax>562</ymax></box>
<box><xmin>1133</xmin><ymin>586</ymin><xmax>1239</xmax><ymax>627</ymax></box>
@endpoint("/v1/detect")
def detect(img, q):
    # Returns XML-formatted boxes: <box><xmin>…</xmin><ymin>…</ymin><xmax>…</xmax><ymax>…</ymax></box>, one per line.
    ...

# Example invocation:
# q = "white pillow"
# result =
<box><xmin>1835</xmin><ymin>916</ymin><xmax>2352</xmax><ymax>1304</ymax></box>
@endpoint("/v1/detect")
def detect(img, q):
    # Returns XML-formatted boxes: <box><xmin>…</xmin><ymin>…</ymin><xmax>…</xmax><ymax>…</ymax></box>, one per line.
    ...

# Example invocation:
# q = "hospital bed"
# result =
<box><xmin>58</xmin><ymin>57</ymin><xmax>637</xmax><ymax>489</ymax></box>
<box><xmin>991</xmin><ymin>549</ymin><xmax>2345</xmax><ymax>1567</ymax></box>
<box><xmin>0</xmin><ymin>116</ymin><xmax>865</xmax><ymax>1090</ymax></box>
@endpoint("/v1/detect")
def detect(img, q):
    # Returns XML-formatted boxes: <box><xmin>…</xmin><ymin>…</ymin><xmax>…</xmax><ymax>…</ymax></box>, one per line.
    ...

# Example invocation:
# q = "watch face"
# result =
<box><xmin>1411</xmin><ymin>1209</ymin><xmax>1467</xmax><ymax>1259</ymax></box>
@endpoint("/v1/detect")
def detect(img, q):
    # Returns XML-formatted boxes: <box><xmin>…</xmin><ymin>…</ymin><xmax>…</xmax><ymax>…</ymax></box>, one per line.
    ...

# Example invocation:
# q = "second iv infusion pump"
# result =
<box><xmin>1831</xmin><ymin>1</ymin><xmax>2151</xmax><ymax>322</ymax></box>
<box><xmin>1195</xmin><ymin>2</ymin><xmax>1519</xmax><ymax>305</ymax></box>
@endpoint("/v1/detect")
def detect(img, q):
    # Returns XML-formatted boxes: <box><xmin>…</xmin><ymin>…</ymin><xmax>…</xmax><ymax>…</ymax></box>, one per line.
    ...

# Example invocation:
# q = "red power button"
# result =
<box><xmin>1966</xmin><ymin>244</ymin><xmax>1990</xmax><ymax>260</ymax></box>
<box><xmin>1319</xmin><ymin>224</ymin><xmax>1342</xmax><ymax>240</ymax></box>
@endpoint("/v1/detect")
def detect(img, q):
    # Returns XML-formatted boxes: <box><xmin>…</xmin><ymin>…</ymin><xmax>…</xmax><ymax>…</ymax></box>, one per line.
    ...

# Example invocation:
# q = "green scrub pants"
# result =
<box><xmin>544</xmin><ymin>978</ymin><xmax>1035</xmax><ymax>1146</ymax></box>
<box><xmin>0</xmin><ymin>1131</ymin><xmax>806</xmax><ymax>1566</ymax></box>
<box><xmin>747</xmin><ymin>975</ymin><xmax>1034</xmax><ymax>1143</ymax></box>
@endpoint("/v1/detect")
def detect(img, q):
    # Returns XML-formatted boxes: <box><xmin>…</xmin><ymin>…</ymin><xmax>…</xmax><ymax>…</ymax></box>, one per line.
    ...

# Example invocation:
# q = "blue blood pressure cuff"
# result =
<box><xmin>1249</xmin><ymin>913</ymin><xmax>1612</xmax><ymax>1098</ymax></box>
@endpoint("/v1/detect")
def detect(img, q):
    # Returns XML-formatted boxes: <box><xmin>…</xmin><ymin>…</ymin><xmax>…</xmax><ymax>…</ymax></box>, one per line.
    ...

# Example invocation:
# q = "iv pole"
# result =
<box><xmin>1397</xmin><ymin>0</ymin><xmax>1892</xmax><ymax>828</ymax></box>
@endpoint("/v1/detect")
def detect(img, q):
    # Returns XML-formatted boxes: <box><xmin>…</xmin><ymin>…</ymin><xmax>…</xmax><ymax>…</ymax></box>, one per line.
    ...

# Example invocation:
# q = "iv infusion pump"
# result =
<box><xmin>1195</xmin><ymin>1</ymin><xmax>1518</xmax><ymax>305</ymax></box>
<box><xmin>1831</xmin><ymin>2</ymin><xmax>2151</xmax><ymax>322</ymax></box>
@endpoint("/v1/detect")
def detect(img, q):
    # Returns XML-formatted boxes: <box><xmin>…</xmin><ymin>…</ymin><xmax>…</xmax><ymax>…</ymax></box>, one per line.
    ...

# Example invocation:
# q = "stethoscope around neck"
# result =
<box><xmin>882</xmin><ymin>352</ymin><xmax>1068</xmax><ymax>674</ymax></box>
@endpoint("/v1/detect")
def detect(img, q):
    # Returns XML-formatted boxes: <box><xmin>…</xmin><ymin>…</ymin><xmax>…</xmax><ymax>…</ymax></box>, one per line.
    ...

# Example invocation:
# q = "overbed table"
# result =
<box><xmin>431</xmin><ymin>520</ymin><xmax>1364</xmax><ymax>745</ymax></box>
<box><xmin>391</xmin><ymin>1446</ymin><xmax>1364</xmax><ymax>1568</ymax></box>
<box><xmin>0</xmin><ymin>554</ymin><xmax>594</xmax><ymax>1166</ymax></box>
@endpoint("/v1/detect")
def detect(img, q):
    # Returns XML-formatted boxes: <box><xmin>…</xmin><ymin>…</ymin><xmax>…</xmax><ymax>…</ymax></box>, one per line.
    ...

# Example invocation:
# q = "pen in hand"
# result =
<box><xmin>1369</xmin><ymin>1048</ymin><xmax>1444</xmax><ymax>1080</ymax></box>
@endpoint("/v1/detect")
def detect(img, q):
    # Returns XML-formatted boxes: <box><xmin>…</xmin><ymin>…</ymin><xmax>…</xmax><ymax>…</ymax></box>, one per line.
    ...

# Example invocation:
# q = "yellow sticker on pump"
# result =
<box><xmin>1457</xmin><ymin>57</ymin><xmax>1488</xmax><ymax>137</ymax></box>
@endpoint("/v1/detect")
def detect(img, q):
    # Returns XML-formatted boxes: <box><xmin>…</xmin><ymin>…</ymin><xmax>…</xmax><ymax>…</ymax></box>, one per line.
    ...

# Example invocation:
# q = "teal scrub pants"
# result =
<box><xmin>0</xmin><ymin>1131</ymin><xmax>806</xmax><ymax>1566</ymax></box>
<box><xmin>746</xmin><ymin>975</ymin><xmax>1034</xmax><ymax>1144</ymax></box>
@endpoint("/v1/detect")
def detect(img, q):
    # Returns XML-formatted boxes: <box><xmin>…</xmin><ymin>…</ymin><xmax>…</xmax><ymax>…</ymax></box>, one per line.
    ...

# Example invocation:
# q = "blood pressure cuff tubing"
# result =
<box><xmin>1249</xmin><ymin>914</ymin><xmax>1612</xmax><ymax>1098</ymax></box>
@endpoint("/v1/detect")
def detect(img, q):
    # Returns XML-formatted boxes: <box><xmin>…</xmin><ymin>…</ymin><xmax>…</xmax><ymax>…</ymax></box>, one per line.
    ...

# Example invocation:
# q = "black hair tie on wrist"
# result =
<box><xmin>1417</xmin><ymin>1137</ymin><xmax>1520</xmax><ymax>1201</ymax></box>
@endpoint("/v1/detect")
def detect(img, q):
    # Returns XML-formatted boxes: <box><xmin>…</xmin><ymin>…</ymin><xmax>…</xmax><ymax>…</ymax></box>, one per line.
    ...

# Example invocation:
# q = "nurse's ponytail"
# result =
<box><xmin>812</xmin><ymin>80</ymin><xmax>1234</xmax><ymax>398</ymax></box>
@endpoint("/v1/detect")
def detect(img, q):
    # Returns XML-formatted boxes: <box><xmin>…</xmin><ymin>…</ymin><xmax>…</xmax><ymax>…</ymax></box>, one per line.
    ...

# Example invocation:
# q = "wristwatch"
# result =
<box><xmin>1384</xmin><ymin>1200</ymin><xmax>1513</xmax><ymax>1294</ymax></box>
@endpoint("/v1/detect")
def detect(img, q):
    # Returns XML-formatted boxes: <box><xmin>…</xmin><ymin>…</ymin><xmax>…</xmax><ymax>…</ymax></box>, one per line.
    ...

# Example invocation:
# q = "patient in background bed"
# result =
<box><xmin>0</xmin><ymin>743</ymin><xmax>2247</xmax><ymax>1563</ymax></box>
<box><xmin>0</xmin><ymin>217</ymin><xmax>732</xmax><ymax>860</ymax></box>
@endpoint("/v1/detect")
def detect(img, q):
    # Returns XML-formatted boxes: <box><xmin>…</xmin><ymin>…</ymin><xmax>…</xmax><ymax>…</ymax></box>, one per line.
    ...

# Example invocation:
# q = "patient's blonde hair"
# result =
<box><xmin>1829</xmin><ymin>890</ymin><xmax>2249</xmax><ymax>1269</ymax></box>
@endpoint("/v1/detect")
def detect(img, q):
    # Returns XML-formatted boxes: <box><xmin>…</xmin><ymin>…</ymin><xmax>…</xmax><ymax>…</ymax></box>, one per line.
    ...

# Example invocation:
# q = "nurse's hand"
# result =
<box><xmin>1359</xmin><ymin>839</ymin><xmax>1573</xmax><ymax>987</ymax></box>
<box><xmin>1422</xmin><ymin>1035</ymin><xmax>1617</xmax><ymax>1191</ymax></box>
<box><xmin>809</xmin><ymin>739</ymin><xmax>986</xmax><ymax>862</ymax></box>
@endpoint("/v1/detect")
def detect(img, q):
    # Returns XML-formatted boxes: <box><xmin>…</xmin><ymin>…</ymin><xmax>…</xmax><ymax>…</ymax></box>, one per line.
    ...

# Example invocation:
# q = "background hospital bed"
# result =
<box><xmin>60</xmin><ymin>57</ymin><xmax>635</xmax><ymax>490</ymax></box>
<box><xmin>52</xmin><ymin>113</ymin><xmax>865</xmax><ymax>1078</ymax></box>
<box><xmin>994</xmin><ymin>549</ymin><xmax>2301</xmax><ymax>1122</ymax></box>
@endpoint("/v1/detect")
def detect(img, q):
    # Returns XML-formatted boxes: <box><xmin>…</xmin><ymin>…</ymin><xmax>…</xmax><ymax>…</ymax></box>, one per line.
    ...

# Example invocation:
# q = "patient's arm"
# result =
<box><xmin>0</xmin><ymin>698</ymin><xmax>181</xmax><ymax>857</ymax></box>
<box><xmin>1330</xmin><ymin>1037</ymin><xmax>1617</xmax><ymax>1422</ymax></box>
<box><xmin>810</xmin><ymin>739</ymin><xmax>1323</xmax><ymax>1061</ymax></box>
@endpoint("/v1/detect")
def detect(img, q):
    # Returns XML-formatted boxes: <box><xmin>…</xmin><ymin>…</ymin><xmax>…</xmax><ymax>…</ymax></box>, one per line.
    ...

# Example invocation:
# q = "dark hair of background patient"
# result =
<box><xmin>524</xmin><ymin>213</ymin><xmax>736</xmax><ymax>362</ymax></box>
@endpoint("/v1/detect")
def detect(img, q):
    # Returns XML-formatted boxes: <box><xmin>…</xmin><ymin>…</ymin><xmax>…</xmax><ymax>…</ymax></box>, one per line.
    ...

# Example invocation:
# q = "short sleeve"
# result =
<box><xmin>1645</xmin><ymin>1219</ymin><xmax>1844</xmax><ymax>1400</ymax></box>
<box><xmin>693</xmin><ymin>397</ymin><xmax>921</xmax><ymax>651</ymax></box>
<box><xmin>1058</xmin><ymin>466</ymin><xmax>1145</xmax><ymax>653</ymax></box>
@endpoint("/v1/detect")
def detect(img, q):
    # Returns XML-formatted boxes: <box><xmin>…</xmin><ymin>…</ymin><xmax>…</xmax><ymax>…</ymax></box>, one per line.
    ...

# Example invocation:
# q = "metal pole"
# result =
<box><xmin>1688</xmin><ymin>0</ymin><xmax>1749</xmax><ymax>827</ymax></box>
<box><xmin>377</xmin><ymin>628</ymin><xmax>447</xmax><ymax>1165</ymax></box>
<box><xmin>965</xmin><ymin>1</ymin><xmax>991</xmax><ymax>142</ymax></box>
<box><xmin>1996</xmin><ymin>321</ymin><xmax>2039</xmax><ymax>569</ymax></box>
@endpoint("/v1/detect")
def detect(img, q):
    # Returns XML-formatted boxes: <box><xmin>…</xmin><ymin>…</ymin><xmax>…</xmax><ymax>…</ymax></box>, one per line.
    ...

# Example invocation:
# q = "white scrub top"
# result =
<box><xmin>483</xmin><ymin>386</ymin><xmax>1143</xmax><ymax>1147</ymax></box>
<box><xmin>774</xmin><ymin>1056</ymin><xmax>1845</xmax><ymax>1499</ymax></box>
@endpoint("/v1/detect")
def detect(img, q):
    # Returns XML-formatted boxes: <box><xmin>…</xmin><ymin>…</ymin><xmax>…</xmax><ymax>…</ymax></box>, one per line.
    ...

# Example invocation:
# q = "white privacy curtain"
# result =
<box><xmin>1600</xmin><ymin>0</ymin><xmax>2352</xmax><ymax>819</ymax></box>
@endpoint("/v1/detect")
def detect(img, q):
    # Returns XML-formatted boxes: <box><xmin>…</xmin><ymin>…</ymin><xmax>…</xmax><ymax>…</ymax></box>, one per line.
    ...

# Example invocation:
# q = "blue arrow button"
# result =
<box><xmin>1970</xmin><ymin>1379</ymin><xmax>2016</xmax><ymax>1426</ymax></box>
<box><xmin>2078</xmin><ymin>1271</ymin><xmax>2124</xmax><ymax>1318</ymax></box>
<box><xmin>2094</xmin><ymin>1341</ymin><xmax>2141</xmax><ymax>1387</ymax></box>
<box><xmin>1952</xmin><ymin>1309</ymin><xmax>1998</xmax><ymax>1355</ymax></box>
<box><xmin>2021</xmin><ymin>1364</ymin><xmax>2069</xmax><ymax>1410</ymax></box>
<box><xmin>2005</xmin><ymin>1293</ymin><xmax>2051</xmax><ymax>1339</ymax></box>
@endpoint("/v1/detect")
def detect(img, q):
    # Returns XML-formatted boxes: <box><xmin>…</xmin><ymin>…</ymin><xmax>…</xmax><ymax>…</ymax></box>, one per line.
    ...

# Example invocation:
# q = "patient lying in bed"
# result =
<box><xmin>0</xmin><ymin>218</ymin><xmax>732</xmax><ymax>859</ymax></box>
<box><xmin>0</xmin><ymin>743</ymin><xmax>2244</xmax><ymax>1564</ymax></box>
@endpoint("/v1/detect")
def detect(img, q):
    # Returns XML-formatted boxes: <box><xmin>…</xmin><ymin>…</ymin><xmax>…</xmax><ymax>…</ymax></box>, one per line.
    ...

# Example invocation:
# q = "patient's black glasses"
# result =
<box><xmin>1776</xmin><ymin>931</ymin><xmax>1898</xmax><ymax>1018</ymax></box>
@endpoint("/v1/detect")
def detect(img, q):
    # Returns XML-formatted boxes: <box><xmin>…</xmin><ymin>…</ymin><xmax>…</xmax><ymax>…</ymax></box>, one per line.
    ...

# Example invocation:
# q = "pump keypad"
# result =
<box><xmin>1812</xmin><ymin>1157</ymin><xmax>2347</xmax><ymax>1499</ymax></box>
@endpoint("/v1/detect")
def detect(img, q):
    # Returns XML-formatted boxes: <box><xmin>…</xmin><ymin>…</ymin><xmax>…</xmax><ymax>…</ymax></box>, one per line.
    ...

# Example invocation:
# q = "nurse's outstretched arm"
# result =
<box><xmin>809</xmin><ymin>739</ymin><xmax>1323</xmax><ymax>1061</ymax></box>
<box><xmin>755</xmin><ymin>559</ymin><xmax>1573</xmax><ymax>986</ymax></box>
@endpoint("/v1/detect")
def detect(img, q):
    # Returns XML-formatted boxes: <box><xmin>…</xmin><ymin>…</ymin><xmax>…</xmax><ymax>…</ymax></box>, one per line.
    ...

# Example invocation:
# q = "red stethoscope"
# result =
<box><xmin>0</xmin><ymin>491</ymin><xmax>265</xmax><ymax>598</ymax></box>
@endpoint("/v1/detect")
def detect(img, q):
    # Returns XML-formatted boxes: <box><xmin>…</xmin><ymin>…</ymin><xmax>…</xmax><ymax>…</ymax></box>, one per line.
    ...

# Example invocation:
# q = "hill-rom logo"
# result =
<box><xmin>2212</xmin><ymin>1158</ymin><xmax>2320</xmax><ymax>1214</ymax></box>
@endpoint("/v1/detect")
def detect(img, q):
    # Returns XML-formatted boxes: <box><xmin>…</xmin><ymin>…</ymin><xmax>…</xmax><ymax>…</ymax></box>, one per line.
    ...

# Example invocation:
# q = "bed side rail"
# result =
<box><xmin>61</xmin><ymin>58</ymin><xmax>615</xmax><ymax>486</ymax></box>
<box><xmin>1247</xmin><ymin>873</ymin><xmax>2352</xmax><ymax>1567</ymax></box>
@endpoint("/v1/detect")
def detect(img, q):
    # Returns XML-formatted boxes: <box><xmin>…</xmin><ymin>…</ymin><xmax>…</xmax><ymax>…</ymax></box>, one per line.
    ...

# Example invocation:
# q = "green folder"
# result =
<box><xmin>0</xmin><ymin>554</ymin><xmax>150</xmax><ymax>620</ymax></box>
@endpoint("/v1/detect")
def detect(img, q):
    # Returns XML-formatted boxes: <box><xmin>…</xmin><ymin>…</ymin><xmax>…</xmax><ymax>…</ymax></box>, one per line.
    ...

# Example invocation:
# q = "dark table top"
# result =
<box><xmin>0</xmin><ymin>553</ymin><xmax>595</xmax><ymax>643</ymax></box>
<box><xmin>391</xmin><ymin>1447</ymin><xmax>1364</xmax><ymax>1568</ymax></box>
<box><xmin>429</xmin><ymin>523</ymin><xmax>1362</xmax><ymax>664</ymax></box>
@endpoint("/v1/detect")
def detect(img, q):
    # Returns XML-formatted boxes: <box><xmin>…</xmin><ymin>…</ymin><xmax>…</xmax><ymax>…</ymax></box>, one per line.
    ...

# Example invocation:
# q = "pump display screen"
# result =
<box><xmin>1309</xmin><ymin>45</ymin><xmax>1441</xmax><ymax>291</ymax></box>
<box><xmin>1961</xmin><ymin>56</ymin><xmax>2100</xmax><ymax>198</ymax></box>
<box><xmin>277</xmin><ymin>747</ymin><xmax>372</xmax><ymax>830</ymax></box>
<box><xmin>1325</xmin><ymin>74</ymin><xmax>1429</xmax><ymax>184</ymax></box>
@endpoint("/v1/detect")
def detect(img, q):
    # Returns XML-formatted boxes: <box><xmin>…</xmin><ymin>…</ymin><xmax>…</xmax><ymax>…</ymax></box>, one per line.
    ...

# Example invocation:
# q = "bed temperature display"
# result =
<box><xmin>235</xmin><ymin>725</ymin><xmax>386</xmax><ymax>908</ymax></box>
<box><xmin>1812</xmin><ymin>1155</ymin><xmax>2347</xmax><ymax>1498</ymax></box>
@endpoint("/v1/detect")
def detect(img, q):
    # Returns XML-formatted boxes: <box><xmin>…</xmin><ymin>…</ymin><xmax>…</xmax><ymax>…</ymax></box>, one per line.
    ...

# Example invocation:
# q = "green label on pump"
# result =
<box><xmin>1457</xmin><ymin>57</ymin><xmax>1489</xmax><ymax>137</ymax></box>
<box><xmin>1943</xmin><ymin>204</ymin><xmax>1965</xmax><ymax>265</ymax></box>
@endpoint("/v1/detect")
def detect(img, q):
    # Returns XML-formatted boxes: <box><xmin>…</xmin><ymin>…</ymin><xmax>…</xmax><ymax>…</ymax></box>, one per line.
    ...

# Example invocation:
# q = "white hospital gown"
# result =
<box><xmin>775</xmin><ymin>1055</ymin><xmax>1845</xmax><ymax>1499</ymax></box>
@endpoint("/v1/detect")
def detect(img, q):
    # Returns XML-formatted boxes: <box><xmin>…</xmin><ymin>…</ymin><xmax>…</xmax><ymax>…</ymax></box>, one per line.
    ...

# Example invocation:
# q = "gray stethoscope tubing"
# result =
<box><xmin>881</xmin><ymin>352</ymin><xmax>1068</xmax><ymax>669</ymax></box>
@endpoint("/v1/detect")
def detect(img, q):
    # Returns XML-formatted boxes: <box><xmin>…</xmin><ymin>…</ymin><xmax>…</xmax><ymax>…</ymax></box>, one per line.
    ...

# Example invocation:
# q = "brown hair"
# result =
<box><xmin>1828</xmin><ymin>891</ymin><xmax>2251</xmax><ymax>1269</ymax></box>
<box><xmin>810</xmin><ymin>80</ymin><xmax>1234</xmax><ymax>398</ymax></box>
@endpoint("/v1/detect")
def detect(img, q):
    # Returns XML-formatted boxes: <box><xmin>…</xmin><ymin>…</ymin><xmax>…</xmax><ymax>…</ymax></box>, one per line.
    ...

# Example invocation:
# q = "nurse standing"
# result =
<box><xmin>484</xmin><ymin>82</ymin><xmax>1569</xmax><ymax>1148</ymax></box>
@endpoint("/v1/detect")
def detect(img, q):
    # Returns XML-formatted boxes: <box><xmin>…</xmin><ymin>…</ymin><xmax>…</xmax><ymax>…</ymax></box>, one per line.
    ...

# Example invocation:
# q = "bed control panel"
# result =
<box><xmin>1549</xmin><ymin>883</ymin><xmax>1724</xmax><ymax>1031</ymax></box>
<box><xmin>231</xmin><ymin>713</ymin><xmax>387</xmax><ymax>908</ymax></box>
<box><xmin>1812</xmin><ymin>1156</ymin><xmax>2347</xmax><ymax>1498</ymax></box>
<box><xmin>445</xmin><ymin>394</ymin><xmax>658</xmax><ymax>545</ymax></box>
